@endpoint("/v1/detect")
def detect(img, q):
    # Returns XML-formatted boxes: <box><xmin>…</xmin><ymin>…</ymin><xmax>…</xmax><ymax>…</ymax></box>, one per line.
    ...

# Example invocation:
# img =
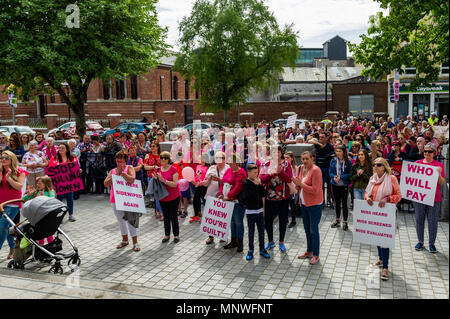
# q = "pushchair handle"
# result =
<box><xmin>0</xmin><ymin>198</ymin><xmax>25</xmax><ymax>213</ymax></box>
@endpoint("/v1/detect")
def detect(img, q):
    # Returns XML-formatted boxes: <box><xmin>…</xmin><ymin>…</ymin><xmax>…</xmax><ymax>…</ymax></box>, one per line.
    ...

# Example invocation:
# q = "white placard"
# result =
<box><xmin>112</xmin><ymin>175</ymin><xmax>146</xmax><ymax>214</ymax></box>
<box><xmin>199</xmin><ymin>196</ymin><xmax>234</xmax><ymax>241</ymax></box>
<box><xmin>286</xmin><ymin>114</ymin><xmax>297</xmax><ymax>129</ymax></box>
<box><xmin>353</xmin><ymin>199</ymin><xmax>396</xmax><ymax>249</ymax></box>
<box><xmin>400</xmin><ymin>161</ymin><xmax>439</xmax><ymax>207</ymax></box>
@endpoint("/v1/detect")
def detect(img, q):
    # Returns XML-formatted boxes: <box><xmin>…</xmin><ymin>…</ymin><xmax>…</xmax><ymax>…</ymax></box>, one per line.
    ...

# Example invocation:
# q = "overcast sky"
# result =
<box><xmin>156</xmin><ymin>0</ymin><xmax>388</xmax><ymax>54</ymax></box>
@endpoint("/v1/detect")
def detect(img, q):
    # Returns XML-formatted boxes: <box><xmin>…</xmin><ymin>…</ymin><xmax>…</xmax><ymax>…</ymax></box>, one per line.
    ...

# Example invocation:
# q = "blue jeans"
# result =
<box><xmin>377</xmin><ymin>246</ymin><xmax>390</xmax><ymax>269</ymax></box>
<box><xmin>0</xmin><ymin>206</ymin><xmax>19</xmax><ymax>250</ymax></box>
<box><xmin>231</xmin><ymin>203</ymin><xmax>245</xmax><ymax>239</ymax></box>
<box><xmin>301</xmin><ymin>204</ymin><xmax>322</xmax><ymax>256</ymax></box>
<box><xmin>247</xmin><ymin>212</ymin><xmax>265</xmax><ymax>251</ymax></box>
<box><xmin>353</xmin><ymin>188</ymin><xmax>365</xmax><ymax>200</ymax></box>
<box><xmin>57</xmin><ymin>192</ymin><xmax>74</xmax><ymax>216</ymax></box>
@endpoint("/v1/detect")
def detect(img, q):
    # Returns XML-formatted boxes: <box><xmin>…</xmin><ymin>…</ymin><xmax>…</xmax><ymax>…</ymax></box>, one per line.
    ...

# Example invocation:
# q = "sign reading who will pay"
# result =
<box><xmin>400</xmin><ymin>162</ymin><xmax>439</xmax><ymax>207</ymax></box>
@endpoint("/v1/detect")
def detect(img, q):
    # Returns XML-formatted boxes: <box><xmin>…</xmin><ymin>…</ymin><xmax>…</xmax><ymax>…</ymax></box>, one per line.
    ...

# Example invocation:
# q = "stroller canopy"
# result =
<box><xmin>22</xmin><ymin>196</ymin><xmax>67</xmax><ymax>226</ymax></box>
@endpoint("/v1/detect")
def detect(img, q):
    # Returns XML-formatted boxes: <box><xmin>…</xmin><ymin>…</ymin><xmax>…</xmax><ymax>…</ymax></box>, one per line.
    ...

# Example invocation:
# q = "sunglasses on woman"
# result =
<box><xmin>0</xmin><ymin>156</ymin><xmax>10</xmax><ymax>160</ymax></box>
<box><xmin>424</xmin><ymin>150</ymin><xmax>435</xmax><ymax>153</ymax></box>
<box><xmin>373</xmin><ymin>163</ymin><xmax>384</xmax><ymax>167</ymax></box>
<box><xmin>160</xmin><ymin>156</ymin><xmax>169</xmax><ymax>160</ymax></box>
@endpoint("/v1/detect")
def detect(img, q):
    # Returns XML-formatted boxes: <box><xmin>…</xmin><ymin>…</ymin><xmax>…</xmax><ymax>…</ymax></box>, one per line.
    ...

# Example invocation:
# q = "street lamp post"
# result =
<box><xmin>325</xmin><ymin>65</ymin><xmax>328</xmax><ymax>113</ymax></box>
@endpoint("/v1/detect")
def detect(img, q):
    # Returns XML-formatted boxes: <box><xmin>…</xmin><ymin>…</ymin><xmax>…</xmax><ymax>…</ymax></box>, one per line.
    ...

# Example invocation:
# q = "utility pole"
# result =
<box><xmin>325</xmin><ymin>65</ymin><xmax>328</xmax><ymax>113</ymax></box>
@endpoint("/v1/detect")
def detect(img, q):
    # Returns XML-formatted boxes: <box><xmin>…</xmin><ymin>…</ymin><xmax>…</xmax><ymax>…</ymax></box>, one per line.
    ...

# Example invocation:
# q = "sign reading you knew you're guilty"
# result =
<box><xmin>45</xmin><ymin>162</ymin><xmax>84</xmax><ymax>195</ymax></box>
<box><xmin>112</xmin><ymin>175</ymin><xmax>146</xmax><ymax>214</ymax></box>
<box><xmin>400</xmin><ymin>161</ymin><xmax>438</xmax><ymax>207</ymax></box>
<box><xmin>199</xmin><ymin>196</ymin><xmax>234</xmax><ymax>241</ymax></box>
<box><xmin>353</xmin><ymin>199</ymin><xmax>396</xmax><ymax>249</ymax></box>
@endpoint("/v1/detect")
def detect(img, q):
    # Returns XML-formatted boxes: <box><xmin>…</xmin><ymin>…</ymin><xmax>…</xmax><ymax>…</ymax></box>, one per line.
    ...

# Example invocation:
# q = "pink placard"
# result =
<box><xmin>45</xmin><ymin>162</ymin><xmax>84</xmax><ymax>195</ymax></box>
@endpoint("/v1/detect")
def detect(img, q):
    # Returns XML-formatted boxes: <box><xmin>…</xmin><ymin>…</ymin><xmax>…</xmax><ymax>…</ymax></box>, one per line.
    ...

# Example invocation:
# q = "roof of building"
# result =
<box><xmin>280</xmin><ymin>66</ymin><xmax>363</xmax><ymax>82</ymax></box>
<box><xmin>323</xmin><ymin>35</ymin><xmax>348</xmax><ymax>45</ymax></box>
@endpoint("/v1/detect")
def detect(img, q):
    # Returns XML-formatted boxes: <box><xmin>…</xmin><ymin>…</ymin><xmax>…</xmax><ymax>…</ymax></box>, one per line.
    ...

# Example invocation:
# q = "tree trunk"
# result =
<box><xmin>224</xmin><ymin>109</ymin><xmax>228</xmax><ymax>125</ymax></box>
<box><xmin>71</xmin><ymin>89</ymin><xmax>87</xmax><ymax>138</ymax></box>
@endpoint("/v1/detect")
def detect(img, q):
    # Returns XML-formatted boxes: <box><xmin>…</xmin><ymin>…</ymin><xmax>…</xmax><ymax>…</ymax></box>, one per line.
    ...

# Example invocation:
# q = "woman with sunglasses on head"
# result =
<box><xmin>144</xmin><ymin>141</ymin><xmax>163</xmax><ymax>220</ymax></box>
<box><xmin>8</xmin><ymin>134</ymin><xmax>25</xmax><ymax>162</ymax></box>
<box><xmin>34</xmin><ymin>132</ymin><xmax>46</xmax><ymax>150</ymax></box>
<box><xmin>0</xmin><ymin>151</ymin><xmax>27</xmax><ymax>259</ymax></box>
<box><xmin>329</xmin><ymin>145</ymin><xmax>352</xmax><ymax>231</ymax></box>
<box><xmin>365</xmin><ymin>158</ymin><xmax>401</xmax><ymax>281</ymax></box>
<box><xmin>104</xmin><ymin>150</ymin><xmax>140</xmax><ymax>252</ymax></box>
<box><xmin>48</xmin><ymin>143</ymin><xmax>79</xmax><ymax>222</ymax></box>
<box><xmin>155</xmin><ymin>151</ymin><xmax>181</xmax><ymax>243</ymax></box>
<box><xmin>412</xmin><ymin>143</ymin><xmax>446</xmax><ymax>254</ymax></box>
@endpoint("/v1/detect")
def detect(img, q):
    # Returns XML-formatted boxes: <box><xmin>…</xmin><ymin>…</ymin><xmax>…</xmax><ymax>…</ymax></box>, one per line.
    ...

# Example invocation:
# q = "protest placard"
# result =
<box><xmin>400</xmin><ymin>161</ymin><xmax>439</xmax><ymax>206</ymax></box>
<box><xmin>353</xmin><ymin>199</ymin><xmax>396</xmax><ymax>249</ymax></box>
<box><xmin>112</xmin><ymin>175</ymin><xmax>146</xmax><ymax>214</ymax></box>
<box><xmin>199</xmin><ymin>196</ymin><xmax>234</xmax><ymax>241</ymax></box>
<box><xmin>45</xmin><ymin>162</ymin><xmax>84</xmax><ymax>195</ymax></box>
<box><xmin>286</xmin><ymin>114</ymin><xmax>297</xmax><ymax>129</ymax></box>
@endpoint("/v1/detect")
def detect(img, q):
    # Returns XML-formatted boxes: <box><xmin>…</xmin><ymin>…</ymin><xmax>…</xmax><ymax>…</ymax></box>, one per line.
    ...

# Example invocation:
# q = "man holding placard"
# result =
<box><xmin>410</xmin><ymin>144</ymin><xmax>446</xmax><ymax>253</ymax></box>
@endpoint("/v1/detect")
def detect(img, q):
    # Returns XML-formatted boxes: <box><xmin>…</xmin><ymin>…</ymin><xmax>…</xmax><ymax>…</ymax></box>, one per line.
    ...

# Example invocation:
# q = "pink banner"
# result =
<box><xmin>45</xmin><ymin>162</ymin><xmax>84</xmax><ymax>195</ymax></box>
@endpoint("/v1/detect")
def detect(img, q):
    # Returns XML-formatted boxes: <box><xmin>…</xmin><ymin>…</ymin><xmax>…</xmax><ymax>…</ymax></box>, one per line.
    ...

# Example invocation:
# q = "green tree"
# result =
<box><xmin>0</xmin><ymin>0</ymin><xmax>168</xmax><ymax>136</ymax></box>
<box><xmin>348</xmin><ymin>0</ymin><xmax>449</xmax><ymax>90</ymax></box>
<box><xmin>174</xmin><ymin>0</ymin><xmax>298</xmax><ymax>123</ymax></box>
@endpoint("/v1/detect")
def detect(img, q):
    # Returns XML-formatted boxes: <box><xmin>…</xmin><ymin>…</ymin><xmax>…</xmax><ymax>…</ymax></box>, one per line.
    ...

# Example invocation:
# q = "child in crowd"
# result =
<box><xmin>239</xmin><ymin>164</ymin><xmax>270</xmax><ymax>260</ymax></box>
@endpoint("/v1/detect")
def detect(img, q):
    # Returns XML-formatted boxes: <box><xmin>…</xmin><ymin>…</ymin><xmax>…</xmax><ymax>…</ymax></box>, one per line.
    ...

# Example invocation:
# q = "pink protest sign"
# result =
<box><xmin>199</xmin><ymin>196</ymin><xmax>234</xmax><ymax>241</ymax></box>
<box><xmin>400</xmin><ymin>161</ymin><xmax>438</xmax><ymax>206</ymax></box>
<box><xmin>45</xmin><ymin>162</ymin><xmax>83</xmax><ymax>195</ymax></box>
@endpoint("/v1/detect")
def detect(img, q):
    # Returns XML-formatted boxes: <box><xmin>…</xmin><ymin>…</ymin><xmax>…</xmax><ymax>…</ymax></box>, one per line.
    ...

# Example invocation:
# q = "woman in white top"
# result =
<box><xmin>203</xmin><ymin>151</ymin><xmax>230</xmax><ymax>245</ymax></box>
<box><xmin>21</xmin><ymin>140</ymin><xmax>48</xmax><ymax>187</ymax></box>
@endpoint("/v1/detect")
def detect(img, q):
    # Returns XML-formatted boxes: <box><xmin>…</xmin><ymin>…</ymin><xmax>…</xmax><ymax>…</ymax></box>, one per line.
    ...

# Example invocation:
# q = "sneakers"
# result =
<box><xmin>190</xmin><ymin>216</ymin><xmax>199</xmax><ymax>223</ymax></box>
<box><xmin>298</xmin><ymin>252</ymin><xmax>313</xmax><ymax>259</ymax></box>
<box><xmin>288</xmin><ymin>221</ymin><xmax>297</xmax><ymax>228</ymax></box>
<box><xmin>343</xmin><ymin>222</ymin><xmax>348</xmax><ymax>231</ymax></box>
<box><xmin>381</xmin><ymin>269</ymin><xmax>389</xmax><ymax>281</ymax></box>
<box><xmin>415</xmin><ymin>242</ymin><xmax>424</xmax><ymax>251</ymax></box>
<box><xmin>429</xmin><ymin>245</ymin><xmax>437</xmax><ymax>253</ymax></box>
<box><xmin>309</xmin><ymin>256</ymin><xmax>320</xmax><ymax>265</ymax></box>
<box><xmin>180</xmin><ymin>212</ymin><xmax>188</xmax><ymax>218</ymax></box>
<box><xmin>68</xmin><ymin>215</ymin><xmax>76</xmax><ymax>222</ymax></box>
<box><xmin>279</xmin><ymin>243</ymin><xmax>286</xmax><ymax>253</ymax></box>
<box><xmin>246</xmin><ymin>250</ymin><xmax>254</xmax><ymax>261</ymax></box>
<box><xmin>331</xmin><ymin>220</ymin><xmax>340</xmax><ymax>228</ymax></box>
<box><xmin>260</xmin><ymin>249</ymin><xmax>270</xmax><ymax>259</ymax></box>
<box><xmin>264</xmin><ymin>242</ymin><xmax>275</xmax><ymax>250</ymax></box>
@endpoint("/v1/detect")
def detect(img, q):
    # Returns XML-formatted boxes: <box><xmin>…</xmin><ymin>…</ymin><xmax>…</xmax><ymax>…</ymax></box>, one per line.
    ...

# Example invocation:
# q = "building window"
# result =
<box><xmin>185</xmin><ymin>80</ymin><xmax>190</xmax><ymax>100</ymax></box>
<box><xmin>441</xmin><ymin>62</ymin><xmax>449</xmax><ymax>74</ymax></box>
<box><xmin>50</xmin><ymin>94</ymin><xmax>55</xmax><ymax>103</ymax></box>
<box><xmin>434</xmin><ymin>94</ymin><xmax>449</xmax><ymax>118</ymax></box>
<box><xmin>173</xmin><ymin>76</ymin><xmax>178</xmax><ymax>100</ymax></box>
<box><xmin>116</xmin><ymin>79</ymin><xmax>125</xmax><ymax>100</ymax></box>
<box><xmin>412</xmin><ymin>94</ymin><xmax>430</xmax><ymax>119</ymax></box>
<box><xmin>195</xmin><ymin>89</ymin><xmax>199</xmax><ymax>99</ymax></box>
<box><xmin>103</xmin><ymin>81</ymin><xmax>110</xmax><ymax>100</ymax></box>
<box><xmin>130</xmin><ymin>75</ymin><xmax>138</xmax><ymax>99</ymax></box>
<box><xmin>348</xmin><ymin>95</ymin><xmax>374</xmax><ymax>117</ymax></box>
<box><xmin>404</xmin><ymin>67</ymin><xmax>416</xmax><ymax>75</ymax></box>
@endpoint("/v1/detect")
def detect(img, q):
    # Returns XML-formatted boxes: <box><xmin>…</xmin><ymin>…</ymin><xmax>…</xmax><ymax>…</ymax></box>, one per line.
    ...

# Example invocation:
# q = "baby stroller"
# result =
<box><xmin>1</xmin><ymin>196</ymin><xmax>81</xmax><ymax>274</ymax></box>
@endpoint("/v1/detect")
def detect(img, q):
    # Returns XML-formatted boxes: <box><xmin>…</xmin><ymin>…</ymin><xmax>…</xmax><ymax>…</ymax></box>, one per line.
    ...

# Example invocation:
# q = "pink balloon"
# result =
<box><xmin>178</xmin><ymin>179</ymin><xmax>189</xmax><ymax>192</ymax></box>
<box><xmin>182</xmin><ymin>167</ymin><xmax>195</xmax><ymax>182</ymax></box>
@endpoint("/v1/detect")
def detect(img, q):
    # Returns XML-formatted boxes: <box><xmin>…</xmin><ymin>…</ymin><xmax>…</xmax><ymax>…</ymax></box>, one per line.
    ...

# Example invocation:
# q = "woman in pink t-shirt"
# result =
<box><xmin>413</xmin><ymin>143</ymin><xmax>446</xmax><ymax>254</ymax></box>
<box><xmin>104</xmin><ymin>150</ymin><xmax>140</xmax><ymax>252</ymax></box>
<box><xmin>154</xmin><ymin>151</ymin><xmax>181</xmax><ymax>243</ymax></box>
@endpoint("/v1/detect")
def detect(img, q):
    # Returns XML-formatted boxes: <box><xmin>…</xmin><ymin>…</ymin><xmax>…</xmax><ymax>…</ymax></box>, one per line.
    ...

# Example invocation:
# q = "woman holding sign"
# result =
<box><xmin>48</xmin><ymin>143</ymin><xmax>78</xmax><ymax>222</ymax></box>
<box><xmin>0</xmin><ymin>151</ymin><xmax>26</xmax><ymax>259</ymax></box>
<box><xmin>365</xmin><ymin>157</ymin><xmax>402</xmax><ymax>281</ymax></box>
<box><xmin>104</xmin><ymin>150</ymin><xmax>140</xmax><ymax>252</ymax></box>
<box><xmin>155</xmin><ymin>151</ymin><xmax>181</xmax><ymax>243</ymax></box>
<box><xmin>413</xmin><ymin>143</ymin><xmax>446</xmax><ymax>254</ymax></box>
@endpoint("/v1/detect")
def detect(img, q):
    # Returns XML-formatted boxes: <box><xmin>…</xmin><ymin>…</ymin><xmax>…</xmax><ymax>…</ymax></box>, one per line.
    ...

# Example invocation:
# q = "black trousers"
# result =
<box><xmin>193</xmin><ymin>186</ymin><xmax>207</xmax><ymax>216</ymax></box>
<box><xmin>331</xmin><ymin>184</ymin><xmax>349</xmax><ymax>221</ymax></box>
<box><xmin>265</xmin><ymin>199</ymin><xmax>289</xmax><ymax>243</ymax></box>
<box><xmin>247</xmin><ymin>212</ymin><xmax>265</xmax><ymax>251</ymax></box>
<box><xmin>160</xmin><ymin>197</ymin><xmax>180</xmax><ymax>237</ymax></box>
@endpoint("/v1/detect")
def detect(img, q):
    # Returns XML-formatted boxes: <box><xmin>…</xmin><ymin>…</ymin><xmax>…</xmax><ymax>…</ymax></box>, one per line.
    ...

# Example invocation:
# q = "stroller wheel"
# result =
<box><xmin>7</xmin><ymin>260</ymin><xmax>13</xmax><ymax>269</ymax></box>
<box><xmin>68</xmin><ymin>255</ymin><xmax>81</xmax><ymax>272</ymax></box>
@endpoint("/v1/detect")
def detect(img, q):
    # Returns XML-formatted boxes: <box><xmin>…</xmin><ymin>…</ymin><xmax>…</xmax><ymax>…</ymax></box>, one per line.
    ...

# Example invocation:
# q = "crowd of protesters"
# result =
<box><xmin>0</xmin><ymin>113</ymin><xmax>448</xmax><ymax>281</ymax></box>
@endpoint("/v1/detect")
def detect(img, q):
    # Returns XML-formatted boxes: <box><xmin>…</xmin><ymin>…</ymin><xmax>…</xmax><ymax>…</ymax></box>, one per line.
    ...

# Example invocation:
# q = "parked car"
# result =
<box><xmin>102</xmin><ymin>122</ymin><xmax>153</xmax><ymax>139</ymax></box>
<box><xmin>167</xmin><ymin>122</ymin><xmax>223</xmax><ymax>140</ymax></box>
<box><xmin>48</xmin><ymin>121</ymin><xmax>105</xmax><ymax>139</ymax></box>
<box><xmin>272</xmin><ymin>118</ymin><xmax>306</xmax><ymax>129</ymax></box>
<box><xmin>0</xmin><ymin>125</ymin><xmax>36</xmax><ymax>138</ymax></box>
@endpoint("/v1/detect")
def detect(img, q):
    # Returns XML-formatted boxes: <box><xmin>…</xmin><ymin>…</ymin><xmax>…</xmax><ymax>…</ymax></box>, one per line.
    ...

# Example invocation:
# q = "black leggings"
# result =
<box><xmin>331</xmin><ymin>184</ymin><xmax>349</xmax><ymax>222</ymax></box>
<box><xmin>160</xmin><ymin>197</ymin><xmax>180</xmax><ymax>237</ymax></box>
<box><xmin>265</xmin><ymin>199</ymin><xmax>289</xmax><ymax>243</ymax></box>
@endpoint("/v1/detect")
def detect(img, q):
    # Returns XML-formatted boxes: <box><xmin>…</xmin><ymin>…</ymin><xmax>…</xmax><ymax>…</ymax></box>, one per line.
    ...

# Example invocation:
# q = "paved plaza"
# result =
<box><xmin>0</xmin><ymin>194</ymin><xmax>448</xmax><ymax>299</ymax></box>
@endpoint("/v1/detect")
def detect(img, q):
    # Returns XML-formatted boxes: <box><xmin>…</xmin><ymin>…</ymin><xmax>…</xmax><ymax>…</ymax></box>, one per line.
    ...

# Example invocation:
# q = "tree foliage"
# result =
<box><xmin>348</xmin><ymin>0</ymin><xmax>449</xmax><ymax>89</ymax></box>
<box><xmin>0</xmin><ymin>0</ymin><xmax>168</xmax><ymax>136</ymax></box>
<box><xmin>174</xmin><ymin>0</ymin><xmax>298</xmax><ymax>122</ymax></box>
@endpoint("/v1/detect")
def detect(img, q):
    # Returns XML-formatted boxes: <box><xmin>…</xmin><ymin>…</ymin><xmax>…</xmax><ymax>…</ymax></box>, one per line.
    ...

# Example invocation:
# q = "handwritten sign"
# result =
<box><xmin>286</xmin><ymin>114</ymin><xmax>297</xmax><ymax>129</ymax></box>
<box><xmin>112</xmin><ymin>175</ymin><xmax>146</xmax><ymax>214</ymax></box>
<box><xmin>353</xmin><ymin>199</ymin><xmax>396</xmax><ymax>249</ymax></box>
<box><xmin>45</xmin><ymin>162</ymin><xmax>84</xmax><ymax>195</ymax></box>
<box><xmin>199</xmin><ymin>196</ymin><xmax>234</xmax><ymax>241</ymax></box>
<box><xmin>400</xmin><ymin>161</ymin><xmax>438</xmax><ymax>206</ymax></box>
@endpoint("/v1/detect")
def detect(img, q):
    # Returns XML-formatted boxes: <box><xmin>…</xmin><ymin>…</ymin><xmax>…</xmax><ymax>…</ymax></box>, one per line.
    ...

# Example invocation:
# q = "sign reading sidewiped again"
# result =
<box><xmin>112</xmin><ymin>175</ymin><xmax>146</xmax><ymax>214</ymax></box>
